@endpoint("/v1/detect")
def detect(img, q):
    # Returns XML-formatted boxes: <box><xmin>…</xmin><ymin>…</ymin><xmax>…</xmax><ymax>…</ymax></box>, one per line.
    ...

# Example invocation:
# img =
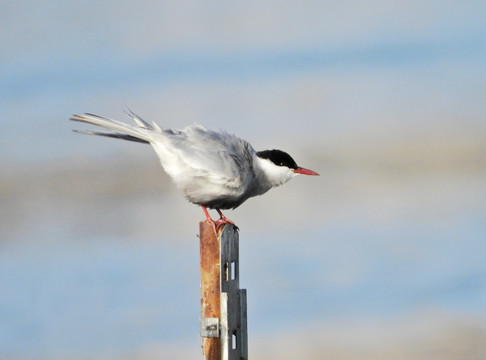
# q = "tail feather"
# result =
<box><xmin>123</xmin><ymin>109</ymin><xmax>162</xmax><ymax>132</ymax></box>
<box><xmin>70</xmin><ymin>112</ymin><xmax>157</xmax><ymax>143</ymax></box>
<box><xmin>72</xmin><ymin>129</ymin><xmax>149</xmax><ymax>144</ymax></box>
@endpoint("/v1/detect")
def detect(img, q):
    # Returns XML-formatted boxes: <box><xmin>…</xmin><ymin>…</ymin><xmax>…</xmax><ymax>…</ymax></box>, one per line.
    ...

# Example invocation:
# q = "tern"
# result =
<box><xmin>70</xmin><ymin>111</ymin><xmax>319</xmax><ymax>231</ymax></box>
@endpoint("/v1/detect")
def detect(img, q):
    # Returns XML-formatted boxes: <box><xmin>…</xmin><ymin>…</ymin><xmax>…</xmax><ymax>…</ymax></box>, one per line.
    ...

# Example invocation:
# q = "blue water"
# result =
<box><xmin>0</xmin><ymin>239</ymin><xmax>200</xmax><ymax>356</ymax></box>
<box><xmin>1</xmin><ymin>214</ymin><xmax>485</xmax><ymax>358</ymax></box>
<box><xmin>2</xmin><ymin>2</ymin><xmax>486</xmax><ymax>357</ymax></box>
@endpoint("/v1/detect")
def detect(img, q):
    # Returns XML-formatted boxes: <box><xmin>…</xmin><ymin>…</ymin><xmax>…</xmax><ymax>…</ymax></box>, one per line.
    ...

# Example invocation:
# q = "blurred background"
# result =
<box><xmin>1</xmin><ymin>1</ymin><xmax>486</xmax><ymax>359</ymax></box>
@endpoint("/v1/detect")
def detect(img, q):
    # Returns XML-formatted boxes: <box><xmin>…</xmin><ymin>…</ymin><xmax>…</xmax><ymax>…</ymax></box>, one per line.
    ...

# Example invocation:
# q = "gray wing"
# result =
<box><xmin>164</xmin><ymin>125</ymin><xmax>255</xmax><ymax>191</ymax></box>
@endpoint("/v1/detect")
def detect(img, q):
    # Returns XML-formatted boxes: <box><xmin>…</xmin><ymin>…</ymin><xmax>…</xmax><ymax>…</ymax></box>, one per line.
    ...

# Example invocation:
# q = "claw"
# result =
<box><xmin>201</xmin><ymin>206</ymin><xmax>238</xmax><ymax>234</ymax></box>
<box><xmin>216</xmin><ymin>209</ymin><xmax>239</xmax><ymax>230</ymax></box>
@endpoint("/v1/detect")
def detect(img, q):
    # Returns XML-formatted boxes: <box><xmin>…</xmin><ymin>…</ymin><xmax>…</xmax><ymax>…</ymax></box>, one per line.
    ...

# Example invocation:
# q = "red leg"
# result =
<box><xmin>216</xmin><ymin>209</ymin><xmax>236</xmax><ymax>226</ymax></box>
<box><xmin>201</xmin><ymin>206</ymin><xmax>237</xmax><ymax>234</ymax></box>
<box><xmin>201</xmin><ymin>206</ymin><xmax>221</xmax><ymax>234</ymax></box>
<box><xmin>201</xmin><ymin>205</ymin><xmax>213</xmax><ymax>222</ymax></box>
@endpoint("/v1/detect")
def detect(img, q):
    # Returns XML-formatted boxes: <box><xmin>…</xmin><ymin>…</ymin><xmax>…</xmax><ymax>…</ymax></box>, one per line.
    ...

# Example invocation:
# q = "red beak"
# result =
<box><xmin>293</xmin><ymin>167</ymin><xmax>319</xmax><ymax>176</ymax></box>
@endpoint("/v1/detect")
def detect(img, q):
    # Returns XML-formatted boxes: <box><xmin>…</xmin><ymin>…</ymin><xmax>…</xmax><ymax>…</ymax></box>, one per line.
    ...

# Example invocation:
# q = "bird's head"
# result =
<box><xmin>255</xmin><ymin>149</ymin><xmax>319</xmax><ymax>186</ymax></box>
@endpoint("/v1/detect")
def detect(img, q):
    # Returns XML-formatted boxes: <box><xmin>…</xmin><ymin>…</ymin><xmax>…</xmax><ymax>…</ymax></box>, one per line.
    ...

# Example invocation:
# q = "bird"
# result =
<box><xmin>70</xmin><ymin>110</ymin><xmax>319</xmax><ymax>232</ymax></box>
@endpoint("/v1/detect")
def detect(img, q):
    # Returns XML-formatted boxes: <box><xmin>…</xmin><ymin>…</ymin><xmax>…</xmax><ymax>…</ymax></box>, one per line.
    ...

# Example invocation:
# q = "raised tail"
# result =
<box><xmin>70</xmin><ymin>110</ymin><xmax>162</xmax><ymax>144</ymax></box>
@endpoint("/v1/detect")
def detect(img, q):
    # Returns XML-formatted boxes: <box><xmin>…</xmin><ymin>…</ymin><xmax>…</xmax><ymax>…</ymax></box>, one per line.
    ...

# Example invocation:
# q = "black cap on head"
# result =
<box><xmin>256</xmin><ymin>149</ymin><xmax>298</xmax><ymax>169</ymax></box>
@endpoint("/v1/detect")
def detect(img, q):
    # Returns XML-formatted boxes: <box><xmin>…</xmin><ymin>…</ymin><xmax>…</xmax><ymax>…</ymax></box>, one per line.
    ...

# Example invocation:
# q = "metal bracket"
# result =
<box><xmin>200</xmin><ymin>317</ymin><xmax>220</xmax><ymax>338</ymax></box>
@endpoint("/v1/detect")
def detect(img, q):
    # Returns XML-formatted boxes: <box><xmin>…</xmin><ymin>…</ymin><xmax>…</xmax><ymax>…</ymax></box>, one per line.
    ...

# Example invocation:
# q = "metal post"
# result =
<box><xmin>200</xmin><ymin>222</ymin><xmax>221</xmax><ymax>359</ymax></box>
<box><xmin>200</xmin><ymin>222</ymin><xmax>248</xmax><ymax>360</ymax></box>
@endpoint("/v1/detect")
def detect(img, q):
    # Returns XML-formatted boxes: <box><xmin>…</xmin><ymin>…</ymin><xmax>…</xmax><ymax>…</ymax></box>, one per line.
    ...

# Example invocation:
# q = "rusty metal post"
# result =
<box><xmin>200</xmin><ymin>222</ymin><xmax>248</xmax><ymax>360</ymax></box>
<box><xmin>200</xmin><ymin>222</ymin><xmax>221</xmax><ymax>359</ymax></box>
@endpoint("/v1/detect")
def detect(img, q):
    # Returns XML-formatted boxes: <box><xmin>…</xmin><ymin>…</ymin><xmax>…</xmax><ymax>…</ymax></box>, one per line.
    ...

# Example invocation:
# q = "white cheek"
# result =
<box><xmin>256</xmin><ymin>158</ymin><xmax>296</xmax><ymax>186</ymax></box>
<box><xmin>275</xmin><ymin>167</ymin><xmax>295</xmax><ymax>185</ymax></box>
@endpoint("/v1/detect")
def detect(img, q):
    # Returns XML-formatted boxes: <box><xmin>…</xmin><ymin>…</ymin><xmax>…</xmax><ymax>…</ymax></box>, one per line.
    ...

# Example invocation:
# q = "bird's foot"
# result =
<box><xmin>216</xmin><ymin>209</ymin><xmax>238</xmax><ymax>229</ymax></box>
<box><xmin>215</xmin><ymin>209</ymin><xmax>239</xmax><ymax>231</ymax></box>
<box><xmin>201</xmin><ymin>206</ymin><xmax>238</xmax><ymax>234</ymax></box>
